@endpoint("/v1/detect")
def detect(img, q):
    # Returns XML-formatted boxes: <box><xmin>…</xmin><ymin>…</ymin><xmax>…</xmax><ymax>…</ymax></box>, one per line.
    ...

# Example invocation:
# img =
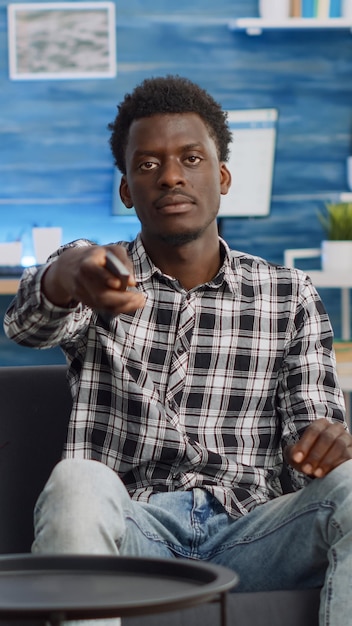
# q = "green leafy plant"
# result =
<box><xmin>317</xmin><ymin>202</ymin><xmax>352</xmax><ymax>241</ymax></box>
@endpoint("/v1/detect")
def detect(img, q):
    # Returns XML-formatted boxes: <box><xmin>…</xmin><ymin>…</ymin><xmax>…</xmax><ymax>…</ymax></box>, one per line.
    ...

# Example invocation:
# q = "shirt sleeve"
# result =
<box><xmin>3</xmin><ymin>241</ymin><xmax>93</xmax><ymax>349</ymax></box>
<box><xmin>278</xmin><ymin>274</ymin><xmax>347</xmax><ymax>489</ymax></box>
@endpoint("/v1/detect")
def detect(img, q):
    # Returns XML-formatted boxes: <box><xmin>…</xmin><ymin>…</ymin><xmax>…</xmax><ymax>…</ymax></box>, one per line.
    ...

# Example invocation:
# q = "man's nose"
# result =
<box><xmin>157</xmin><ymin>158</ymin><xmax>185</xmax><ymax>187</ymax></box>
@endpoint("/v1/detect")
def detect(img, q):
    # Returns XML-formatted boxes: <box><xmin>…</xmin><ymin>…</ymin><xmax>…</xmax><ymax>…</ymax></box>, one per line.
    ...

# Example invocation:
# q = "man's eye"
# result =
<box><xmin>139</xmin><ymin>162</ymin><xmax>158</xmax><ymax>171</ymax></box>
<box><xmin>186</xmin><ymin>156</ymin><xmax>201</xmax><ymax>165</ymax></box>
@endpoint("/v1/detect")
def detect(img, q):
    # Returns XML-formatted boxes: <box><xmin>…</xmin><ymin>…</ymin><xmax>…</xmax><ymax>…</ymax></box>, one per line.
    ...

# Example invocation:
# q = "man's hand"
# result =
<box><xmin>42</xmin><ymin>245</ymin><xmax>146</xmax><ymax>315</ymax></box>
<box><xmin>284</xmin><ymin>418</ymin><xmax>352</xmax><ymax>478</ymax></box>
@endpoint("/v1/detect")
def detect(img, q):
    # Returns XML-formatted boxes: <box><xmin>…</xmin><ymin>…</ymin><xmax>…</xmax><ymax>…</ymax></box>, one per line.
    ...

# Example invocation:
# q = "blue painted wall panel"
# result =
<box><xmin>0</xmin><ymin>0</ymin><xmax>351</xmax><ymax>364</ymax></box>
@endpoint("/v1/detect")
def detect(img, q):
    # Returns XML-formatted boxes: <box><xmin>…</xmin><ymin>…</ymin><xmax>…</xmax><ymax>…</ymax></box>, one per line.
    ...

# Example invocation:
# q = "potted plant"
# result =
<box><xmin>317</xmin><ymin>202</ymin><xmax>352</xmax><ymax>272</ymax></box>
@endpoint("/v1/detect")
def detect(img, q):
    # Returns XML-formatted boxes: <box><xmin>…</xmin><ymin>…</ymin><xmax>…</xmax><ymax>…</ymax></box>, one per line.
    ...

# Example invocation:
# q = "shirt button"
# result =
<box><xmin>176</xmin><ymin>346</ymin><xmax>184</xmax><ymax>356</ymax></box>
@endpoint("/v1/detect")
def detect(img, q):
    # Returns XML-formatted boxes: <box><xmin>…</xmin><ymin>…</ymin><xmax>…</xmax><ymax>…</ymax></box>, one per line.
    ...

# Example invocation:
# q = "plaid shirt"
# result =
<box><xmin>4</xmin><ymin>235</ymin><xmax>346</xmax><ymax>519</ymax></box>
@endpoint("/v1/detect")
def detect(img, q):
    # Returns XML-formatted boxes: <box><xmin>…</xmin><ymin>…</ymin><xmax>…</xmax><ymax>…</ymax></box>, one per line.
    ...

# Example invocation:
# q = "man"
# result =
<box><xmin>4</xmin><ymin>76</ymin><xmax>352</xmax><ymax>625</ymax></box>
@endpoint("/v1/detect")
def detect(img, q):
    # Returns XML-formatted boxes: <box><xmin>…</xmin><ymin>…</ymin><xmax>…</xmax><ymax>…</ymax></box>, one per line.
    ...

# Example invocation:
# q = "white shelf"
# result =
<box><xmin>307</xmin><ymin>271</ymin><xmax>352</xmax><ymax>288</ymax></box>
<box><xmin>334</xmin><ymin>343</ymin><xmax>352</xmax><ymax>394</ymax></box>
<box><xmin>337</xmin><ymin>373</ymin><xmax>352</xmax><ymax>392</ymax></box>
<box><xmin>307</xmin><ymin>272</ymin><xmax>352</xmax><ymax>341</ymax></box>
<box><xmin>229</xmin><ymin>18</ymin><xmax>352</xmax><ymax>35</ymax></box>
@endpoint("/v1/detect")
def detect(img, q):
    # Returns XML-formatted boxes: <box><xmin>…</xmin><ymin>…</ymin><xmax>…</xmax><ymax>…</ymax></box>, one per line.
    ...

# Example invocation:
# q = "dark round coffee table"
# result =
<box><xmin>0</xmin><ymin>554</ymin><xmax>238</xmax><ymax>626</ymax></box>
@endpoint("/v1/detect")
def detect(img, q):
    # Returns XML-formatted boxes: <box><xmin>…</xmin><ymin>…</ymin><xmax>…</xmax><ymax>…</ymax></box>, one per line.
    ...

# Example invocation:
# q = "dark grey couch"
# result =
<box><xmin>0</xmin><ymin>365</ymin><xmax>320</xmax><ymax>626</ymax></box>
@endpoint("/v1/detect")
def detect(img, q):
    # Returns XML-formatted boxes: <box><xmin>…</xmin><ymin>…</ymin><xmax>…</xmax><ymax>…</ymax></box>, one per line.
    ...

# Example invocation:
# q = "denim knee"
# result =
<box><xmin>36</xmin><ymin>458</ymin><xmax>126</xmax><ymax>513</ymax></box>
<box><xmin>33</xmin><ymin>458</ymin><xmax>130</xmax><ymax>554</ymax></box>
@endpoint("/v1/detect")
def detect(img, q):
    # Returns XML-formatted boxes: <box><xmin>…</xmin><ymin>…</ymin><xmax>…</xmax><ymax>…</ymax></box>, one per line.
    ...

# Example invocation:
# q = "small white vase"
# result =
<box><xmin>342</xmin><ymin>0</ymin><xmax>352</xmax><ymax>18</ymax></box>
<box><xmin>321</xmin><ymin>240</ymin><xmax>352</xmax><ymax>273</ymax></box>
<box><xmin>32</xmin><ymin>227</ymin><xmax>62</xmax><ymax>264</ymax></box>
<box><xmin>0</xmin><ymin>241</ymin><xmax>22</xmax><ymax>266</ymax></box>
<box><xmin>259</xmin><ymin>0</ymin><xmax>291</xmax><ymax>19</ymax></box>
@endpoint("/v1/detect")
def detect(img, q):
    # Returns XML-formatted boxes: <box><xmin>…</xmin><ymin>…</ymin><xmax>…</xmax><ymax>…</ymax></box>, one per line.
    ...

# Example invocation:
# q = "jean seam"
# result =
<box><xmin>124</xmin><ymin>513</ymin><xmax>195</xmax><ymax>558</ymax></box>
<box><xmin>322</xmin><ymin>547</ymin><xmax>337</xmax><ymax>626</ymax></box>
<box><xmin>189</xmin><ymin>491</ymin><xmax>202</xmax><ymax>558</ymax></box>
<box><xmin>205</xmin><ymin>501</ymin><xmax>336</xmax><ymax>560</ymax></box>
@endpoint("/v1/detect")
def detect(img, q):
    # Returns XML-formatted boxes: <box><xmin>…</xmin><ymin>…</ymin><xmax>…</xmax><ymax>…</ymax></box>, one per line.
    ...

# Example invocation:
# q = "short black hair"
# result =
<box><xmin>108</xmin><ymin>75</ymin><xmax>232</xmax><ymax>174</ymax></box>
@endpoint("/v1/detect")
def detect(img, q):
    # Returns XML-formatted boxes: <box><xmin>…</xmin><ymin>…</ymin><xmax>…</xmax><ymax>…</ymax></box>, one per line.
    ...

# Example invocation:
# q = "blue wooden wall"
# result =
<box><xmin>1</xmin><ymin>0</ymin><xmax>352</xmax><ymax>365</ymax></box>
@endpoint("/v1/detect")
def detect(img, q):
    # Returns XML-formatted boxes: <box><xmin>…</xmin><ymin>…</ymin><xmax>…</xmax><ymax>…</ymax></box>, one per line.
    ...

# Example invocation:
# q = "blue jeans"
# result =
<box><xmin>33</xmin><ymin>458</ymin><xmax>352</xmax><ymax>626</ymax></box>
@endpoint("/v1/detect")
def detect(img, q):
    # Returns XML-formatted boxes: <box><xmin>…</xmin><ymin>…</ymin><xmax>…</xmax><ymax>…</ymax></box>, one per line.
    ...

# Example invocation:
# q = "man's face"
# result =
<box><xmin>120</xmin><ymin>113</ymin><xmax>231</xmax><ymax>247</ymax></box>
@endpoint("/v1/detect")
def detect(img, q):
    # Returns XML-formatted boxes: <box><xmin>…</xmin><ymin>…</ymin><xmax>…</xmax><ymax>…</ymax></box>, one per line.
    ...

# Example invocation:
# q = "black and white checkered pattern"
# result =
<box><xmin>4</xmin><ymin>235</ymin><xmax>346</xmax><ymax>519</ymax></box>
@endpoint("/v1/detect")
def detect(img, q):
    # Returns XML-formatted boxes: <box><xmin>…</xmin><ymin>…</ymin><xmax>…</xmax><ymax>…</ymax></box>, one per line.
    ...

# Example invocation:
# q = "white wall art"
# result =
<box><xmin>8</xmin><ymin>2</ymin><xmax>116</xmax><ymax>80</ymax></box>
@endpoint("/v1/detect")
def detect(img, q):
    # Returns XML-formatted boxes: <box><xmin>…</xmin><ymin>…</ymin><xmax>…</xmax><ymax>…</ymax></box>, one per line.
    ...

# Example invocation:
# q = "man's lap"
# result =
<box><xmin>121</xmin><ymin>461</ymin><xmax>352</xmax><ymax>592</ymax></box>
<box><xmin>35</xmin><ymin>458</ymin><xmax>352</xmax><ymax>593</ymax></box>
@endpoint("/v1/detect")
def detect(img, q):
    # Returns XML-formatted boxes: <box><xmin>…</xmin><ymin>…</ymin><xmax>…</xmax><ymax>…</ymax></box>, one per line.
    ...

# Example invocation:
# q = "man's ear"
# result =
<box><xmin>220</xmin><ymin>163</ymin><xmax>232</xmax><ymax>196</ymax></box>
<box><xmin>119</xmin><ymin>175</ymin><xmax>134</xmax><ymax>209</ymax></box>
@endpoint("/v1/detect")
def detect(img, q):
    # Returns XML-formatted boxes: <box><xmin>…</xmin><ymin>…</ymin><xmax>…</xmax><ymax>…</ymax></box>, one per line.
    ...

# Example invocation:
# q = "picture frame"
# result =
<box><xmin>7</xmin><ymin>2</ymin><xmax>116</xmax><ymax>80</ymax></box>
<box><xmin>219</xmin><ymin>108</ymin><xmax>278</xmax><ymax>217</ymax></box>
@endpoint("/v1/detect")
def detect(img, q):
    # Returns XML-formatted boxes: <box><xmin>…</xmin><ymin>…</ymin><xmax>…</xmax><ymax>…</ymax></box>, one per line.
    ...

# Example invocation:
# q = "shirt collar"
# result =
<box><xmin>129</xmin><ymin>234</ymin><xmax>239</xmax><ymax>295</ymax></box>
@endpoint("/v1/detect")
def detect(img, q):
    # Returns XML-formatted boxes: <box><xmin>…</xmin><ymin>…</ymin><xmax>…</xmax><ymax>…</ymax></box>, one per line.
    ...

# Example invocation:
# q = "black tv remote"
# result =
<box><xmin>105</xmin><ymin>250</ymin><xmax>130</xmax><ymax>290</ymax></box>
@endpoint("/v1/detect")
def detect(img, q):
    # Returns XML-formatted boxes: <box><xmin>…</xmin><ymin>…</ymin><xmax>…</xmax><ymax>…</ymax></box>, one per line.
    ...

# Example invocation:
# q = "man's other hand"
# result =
<box><xmin>284</xmin><ymin>418</ymin><xmax>352</xmax><ymax>478</ymax></box>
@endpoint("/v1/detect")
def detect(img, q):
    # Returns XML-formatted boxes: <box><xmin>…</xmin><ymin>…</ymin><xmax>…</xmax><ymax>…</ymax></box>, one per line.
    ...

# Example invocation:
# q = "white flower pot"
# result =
<box><xmin>321</xmin><ymin>240</ymin><xmax>352</xmax><ymax>273</ymax></box>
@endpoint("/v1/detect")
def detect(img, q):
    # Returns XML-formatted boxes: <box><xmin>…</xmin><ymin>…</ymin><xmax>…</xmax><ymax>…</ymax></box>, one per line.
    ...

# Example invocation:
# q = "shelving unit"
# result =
<box><xmin>306</xmin><ymin>269</ymin><xmax>352</xmax><ymax>421</ymax></box>
<box><xmin>284</xmin><ymin>249</ymin><xmax>352</xmax><ymax>422</ymax></box>
<box><xmin>229</xmin><ymin>18</ymin><xmax>352</xmax><ymax>35</ymax></box>
<box><xmin>308</xmin><ymin>271</ymin><xmax>352</xmax><ymax>342</ymax></box>
<box><xmin>284</xmin><ymin>249</ymin><xmax>352</xmax><ymax>340</ymax></box>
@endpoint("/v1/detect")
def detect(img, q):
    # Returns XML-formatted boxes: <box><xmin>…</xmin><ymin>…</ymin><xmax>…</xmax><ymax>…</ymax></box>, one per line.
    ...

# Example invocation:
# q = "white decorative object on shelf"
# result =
<box><xmin>32</xmin><ymin>227</ymin><xmax>62</xmax><ymax>265</ymax></box>
<box><xmin>0</xmin><ymin>242</ymin><xmax>22</xmax><ymax>266</ymax></box>
<box><xmin>342</xmin><ymin>0</ymin><xmax>352</xmax><ymax>18</ymax></box>
<box><xmin>258</xmin><ymin>0</ymin><xmax>290</xmax><ymax>20</ymax></box>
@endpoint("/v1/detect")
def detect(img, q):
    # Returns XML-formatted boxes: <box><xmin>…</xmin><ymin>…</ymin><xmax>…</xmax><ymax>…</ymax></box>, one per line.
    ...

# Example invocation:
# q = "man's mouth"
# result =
<box><xmin>155</xmin><ymin>194</ymin><xmax>195</xmax><ymax>213</ymax></box>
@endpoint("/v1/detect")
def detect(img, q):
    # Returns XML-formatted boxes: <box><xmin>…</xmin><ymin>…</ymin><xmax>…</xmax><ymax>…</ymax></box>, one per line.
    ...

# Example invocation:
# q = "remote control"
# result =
<box><xmin>105</xmin><ymin>250</ymin><xmax>130</xmax><ymax>290</ymax></box>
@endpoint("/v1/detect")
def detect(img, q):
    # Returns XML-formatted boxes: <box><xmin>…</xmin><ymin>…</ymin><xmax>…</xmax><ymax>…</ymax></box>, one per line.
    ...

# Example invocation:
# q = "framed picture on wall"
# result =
<box><xmin>219</xmin><ymin>108</ymin><xmax>278</xmax><ymax>217</ymax></box>
<box><xmin>7</xmin><ymin>2</ymin><xmax>116</xmax><ymax>80</ymax></box>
